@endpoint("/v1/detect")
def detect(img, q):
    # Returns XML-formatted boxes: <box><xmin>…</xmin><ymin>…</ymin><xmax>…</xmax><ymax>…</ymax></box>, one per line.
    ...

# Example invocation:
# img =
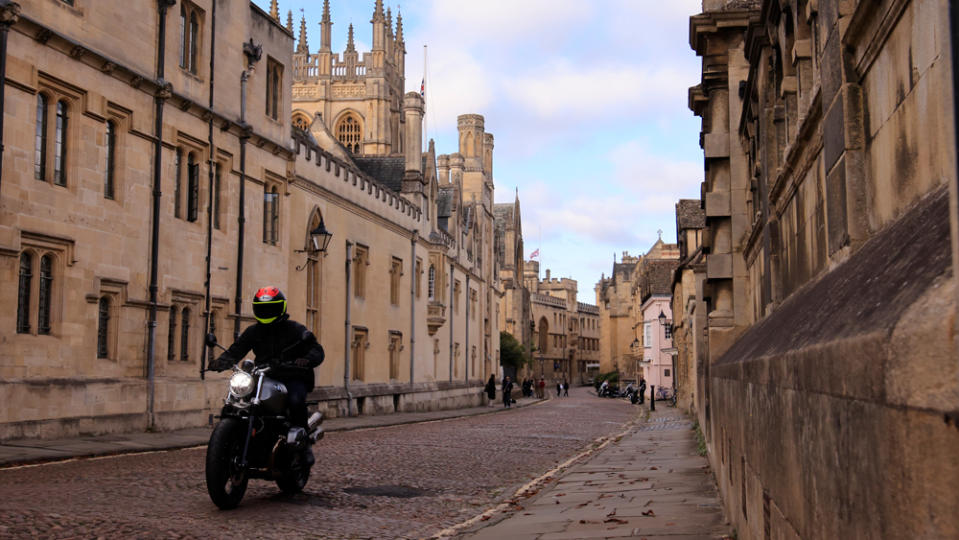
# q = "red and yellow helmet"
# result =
<box><xmin>252</xmin><ymin>286</ymin><xmax>287</xmax><ymax>324</ymax></box>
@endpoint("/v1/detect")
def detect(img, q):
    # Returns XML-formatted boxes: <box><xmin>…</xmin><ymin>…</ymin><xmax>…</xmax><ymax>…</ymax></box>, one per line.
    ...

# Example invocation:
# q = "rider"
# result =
<box><xmin>209</xmin><ymin>287</ymin><xmax>324</xmax><ymax>431</ymax></box>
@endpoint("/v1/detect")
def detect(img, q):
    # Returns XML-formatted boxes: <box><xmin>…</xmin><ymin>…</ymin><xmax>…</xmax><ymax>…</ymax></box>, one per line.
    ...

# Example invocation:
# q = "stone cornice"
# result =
<box><xmin>689</xmin><ymin>8</ymin><xmax>761</xmax><ymax>55</ymax></box>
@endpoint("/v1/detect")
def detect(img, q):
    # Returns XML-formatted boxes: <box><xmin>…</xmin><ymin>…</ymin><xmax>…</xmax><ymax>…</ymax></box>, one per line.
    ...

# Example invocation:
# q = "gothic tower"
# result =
<box><xmin>291</xmin><ymin>0</ymin><xmax>406</xmax><ymax>157</ymax></box>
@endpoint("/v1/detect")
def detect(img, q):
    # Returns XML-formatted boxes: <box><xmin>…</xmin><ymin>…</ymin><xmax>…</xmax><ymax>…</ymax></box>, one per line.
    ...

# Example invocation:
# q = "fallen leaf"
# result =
<box><xmin>479</xmin><ymin>516</ymin><xmax>490</xmax><ymax>522</ymax></box>
<box><xmin>605</xmin><ymin>517</ymin><xmax>628</xmax><ymax>524</ymax></box>
<box><xmin>650</xmin><ymin>466</ymin><xmax>658</xmax><ymax>470</ymax></box>
<box><xmin>642</xmin><ymin>510</ymin><xmax>656</xmax><ymax>517</ymax></box>
<box><xmin>606</xmin><ymin>510</ymin><xmax>617</xmax><ymax>517</ymax></box>
<box><xmin>666</xmin><ymin>522</ymin><xmax>675</xmax><ymax>526</ymax></box>
<box><xmin>644</xmin><ymin>500</ymin><xmax>653</xmax><ymax>507</ymax></box>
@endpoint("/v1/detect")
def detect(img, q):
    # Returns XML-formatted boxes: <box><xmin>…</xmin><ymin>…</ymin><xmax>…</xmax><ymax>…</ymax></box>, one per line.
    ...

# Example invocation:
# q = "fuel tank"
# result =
<box><xmin>257</xmin><ymin>376</ymin><xmax>288</xmax><ymax>415</ymax></box>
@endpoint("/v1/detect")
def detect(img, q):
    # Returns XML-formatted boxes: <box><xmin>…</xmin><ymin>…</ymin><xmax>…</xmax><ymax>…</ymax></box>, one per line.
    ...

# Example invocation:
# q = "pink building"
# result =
<box><xmin>641</xmin><ymin>297</ymin><xmax>674</xmax><ymax>398</ymax></box>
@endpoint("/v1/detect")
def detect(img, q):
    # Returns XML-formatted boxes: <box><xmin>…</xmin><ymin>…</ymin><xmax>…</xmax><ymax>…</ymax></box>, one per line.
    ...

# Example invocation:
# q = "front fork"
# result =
<box><xmin>238</xmin><ymin>371</ymin><xmax>267</xmax><ymax>469</ymax></box>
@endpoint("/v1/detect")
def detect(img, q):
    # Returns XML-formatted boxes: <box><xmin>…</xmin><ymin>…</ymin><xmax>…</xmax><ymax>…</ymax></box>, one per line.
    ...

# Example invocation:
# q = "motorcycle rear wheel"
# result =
<box><xmin>206</xmin><ymin>418</ymin><xmax>249</xmax><ymax>509</ymax></box>
<box><xmin>275</xmin><ymin>451</ymin><xmax>311</xmax><ymax>494</ymax></box>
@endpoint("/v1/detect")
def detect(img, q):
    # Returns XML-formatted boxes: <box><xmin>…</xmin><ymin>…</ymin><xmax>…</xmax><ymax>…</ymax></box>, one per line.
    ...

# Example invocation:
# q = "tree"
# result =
<box><xmin>499</xmin><ymin>331</ymin><xmax>528</xmax><ymax>369</ymax></box>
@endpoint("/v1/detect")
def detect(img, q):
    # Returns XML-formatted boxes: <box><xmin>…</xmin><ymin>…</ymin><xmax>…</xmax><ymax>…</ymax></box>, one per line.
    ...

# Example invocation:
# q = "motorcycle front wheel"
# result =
<box><xmin>206</xmin><ymin>418</ymin><xmax>249</xmax><ymax>509</ymax></box>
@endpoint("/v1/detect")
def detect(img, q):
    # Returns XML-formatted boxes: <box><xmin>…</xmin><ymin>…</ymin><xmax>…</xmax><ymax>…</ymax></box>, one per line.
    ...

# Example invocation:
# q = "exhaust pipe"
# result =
<box><xmin>308</xmin><ymin>411</ymin><xmax>324</xmax><ymax>442</ymax></box>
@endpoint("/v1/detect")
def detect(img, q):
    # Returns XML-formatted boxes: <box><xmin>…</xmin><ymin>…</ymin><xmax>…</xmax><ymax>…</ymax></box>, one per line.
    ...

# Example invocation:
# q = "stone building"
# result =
<box><xmin>670</xmin><ymin>199</ymin><xmax>706</xmax><ymax>411</ymax></box>
<box><xmin>493</xmin><ymin>194</ymin><xmax>532</xmax><ymax>367</ymax></box>
<box><xmin>688</xmin><ymin>0</ymin><xmax>959</xmax><ymax>538</ymax></box>
<box><xmin>595</xmin><ymin>239</ymin><xmax>679</xmax><ymax>389</ymax></box>
<box><xmin>525</xmin><ymin>262</ymin><xmax>599</xmax><ymax>385</ymax></box>
<box><xmin>0</xmin><ymin>0</ymin><xmax>506</xmax><ymax>440</ymax></box>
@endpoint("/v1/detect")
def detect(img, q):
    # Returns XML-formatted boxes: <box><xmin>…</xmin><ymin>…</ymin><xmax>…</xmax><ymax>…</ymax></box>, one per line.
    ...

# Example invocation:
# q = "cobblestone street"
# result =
<box><xmin>0</xmin><ymin>387</ymin><xmax>638</xmax><ymax>539</ymax></box>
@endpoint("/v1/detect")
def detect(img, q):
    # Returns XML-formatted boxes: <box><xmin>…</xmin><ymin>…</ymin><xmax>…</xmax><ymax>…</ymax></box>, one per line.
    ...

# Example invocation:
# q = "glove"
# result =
<box><xmin>209</xmin><ymin>357</ymin><xmax>231</xmax><ymax>372</ymax></box>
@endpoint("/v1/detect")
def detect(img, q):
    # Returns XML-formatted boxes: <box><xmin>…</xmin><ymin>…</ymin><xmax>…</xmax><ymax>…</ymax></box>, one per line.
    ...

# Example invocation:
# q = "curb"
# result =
<box><xmin>0</xmin><ymin>398</ymin><xmax>548</xmax><ymax>470</ymax></box>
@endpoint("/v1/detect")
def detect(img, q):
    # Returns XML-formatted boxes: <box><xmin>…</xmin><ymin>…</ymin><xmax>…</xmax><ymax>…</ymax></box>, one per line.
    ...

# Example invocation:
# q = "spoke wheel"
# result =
<box><xmin>206</xmin><ymin>418</ymin><xmax>249</xmax><ymax>509</ymax></box>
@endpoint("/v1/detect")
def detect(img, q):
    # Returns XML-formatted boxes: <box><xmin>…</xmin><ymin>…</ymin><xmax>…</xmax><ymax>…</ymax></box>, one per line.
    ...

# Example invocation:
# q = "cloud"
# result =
<box><xmin>608</xmin><ymin>140</ymin><xmax>703</xmax><ymax>208</ymax></box>
<box><xmin>504</xmin><ymin>60</ymin><xmax>692</xmax><ymax>123</ymax></box>
<box><xmin>425</xmin><ymin>0</ymin><xmax>590</xmax><ymax>46</ymax></box>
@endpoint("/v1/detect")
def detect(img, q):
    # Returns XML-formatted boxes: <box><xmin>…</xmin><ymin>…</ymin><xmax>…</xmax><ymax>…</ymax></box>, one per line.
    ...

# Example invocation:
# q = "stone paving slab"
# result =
<box><xmin>458</xmin><ymin>408</ymin><xmax>731</xmax><ymax>540</ymax></box>
<box><xmin>0</xmin><ymin>396</ymin><xmax>543</xmax><ymax>468</ymax></box>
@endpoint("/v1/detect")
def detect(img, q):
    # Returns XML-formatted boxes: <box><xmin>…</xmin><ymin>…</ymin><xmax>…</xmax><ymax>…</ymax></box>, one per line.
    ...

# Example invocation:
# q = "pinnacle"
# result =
<box><xmin>269</xmin><ymin>0</ymin><xmax>279</xmax><ymax>20</ymax></box>
<box><xmin>346</xmin><ymin>23</ymin><xmax>356</xmax><ymax>52</ymax></box>
<box><xmin>297</xmin><ymin>10</ymin><xmax>309</xmax><ymax>54</ymax></box>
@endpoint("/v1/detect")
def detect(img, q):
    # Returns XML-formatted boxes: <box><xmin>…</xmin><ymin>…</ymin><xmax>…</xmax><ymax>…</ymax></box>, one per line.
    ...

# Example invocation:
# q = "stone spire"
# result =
<box><xmin>297</xmin><ymin>11</ymin><xmax>309</xmax><ymax>54</ymax></box>
<box><xmin>319</xmin><ymin>0</ymin><xmax>332</xmax><ymax>53</ymax></box>
<box><xmin>395</xmin><ymin>9</ymin><xmax>404</xmax><ymax>44</ymax></box>
<box><xmin>269</xmin><ymin>0</ymin><xmax>279</xmax><ymax>20</ymax></box>
<box><xmin>286</xmin><ymin>10</ymin><xmax>293</xmax><ymax>32</ymax></box>
<box><xmin>386</xmin><ymin>7</ymin><xmax>393</xmax><ymax>36</ymax></box>
<box><xmin>321</xmin><ymin>0</ymin><xmax>331</xmax><ymax>24</ymax></box>
<box><xmin>346</xmin><ymin>23</ymin><xmax>356</xmax><ymax>52</ymax></box>
<box><xmin>372</xmin><ymin>0</ymin><xmax>385</xmax><ymax>23</ymax></box>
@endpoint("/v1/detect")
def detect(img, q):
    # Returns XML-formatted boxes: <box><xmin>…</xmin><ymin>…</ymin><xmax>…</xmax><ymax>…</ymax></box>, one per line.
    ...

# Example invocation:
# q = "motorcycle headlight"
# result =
<box><xmin>229</xmin><ymin>371</ymin><xmax>255</xmax><ymax>398</ymax></box>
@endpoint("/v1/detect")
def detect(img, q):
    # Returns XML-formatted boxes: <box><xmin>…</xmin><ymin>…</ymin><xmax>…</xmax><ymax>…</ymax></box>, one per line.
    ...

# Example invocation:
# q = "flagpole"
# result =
<box><xmin>423</xmin><ymin>44</ymin><xmax>428</xmax><ymax>149</ymax></box>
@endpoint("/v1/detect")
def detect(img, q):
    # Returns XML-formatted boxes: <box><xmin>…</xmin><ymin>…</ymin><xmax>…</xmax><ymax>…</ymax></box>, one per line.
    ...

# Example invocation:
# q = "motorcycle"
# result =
<box><xmin>204</xmin><ymin>333</ymin><xmax>325</xmax><ymax>510</ymax></box>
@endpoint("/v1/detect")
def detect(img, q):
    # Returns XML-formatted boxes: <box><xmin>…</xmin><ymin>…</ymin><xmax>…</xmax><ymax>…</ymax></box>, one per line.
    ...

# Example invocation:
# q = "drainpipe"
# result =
<box><xmin>465</xmin><ymin>274</ymin><xmax>470</xmax><ymax>385</ymax></box>
<box><xmin>234</xmin><ymin>40</ymin><xmax>261</xmax><ymax>340</ymax></box>
<box><xmin>409</xmin><ymin>230</ymin><xmax>417</xmax><ymax>387</ymax></box>
<box><xmin>951</xmin><ymin>0</ymin><xmax>959</xmax><ymax>282</ymax></box>
<box><xmin>449</xmin><ymin>263</ymin><xmax>454</xmax><ymax>383</ymax></box>
<box><xmin>146</xmin><ymin>0</ymin><xmax>176</xmax><ymax>431</ymax></box>
<box><xmin>344</xmin><ymin>240</ymin><xmax>354</xmax><ymax>415</ymax></box>
<box><xmin>0</xmin><ymin>1</ymin><xmax>20</xmax><ymax>196</ymax></box>
<box><xmin>200</xmin><ymin>0</ymin><xmax>216</xmax><ymax>379</ymax></box>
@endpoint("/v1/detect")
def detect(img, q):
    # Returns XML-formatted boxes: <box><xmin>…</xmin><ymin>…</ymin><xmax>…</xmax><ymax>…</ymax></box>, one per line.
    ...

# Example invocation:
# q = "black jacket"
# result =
<box><xmin>215</xmin><ymin>315</ymin><xmax>324</xmax><ymax>390</ymax></box>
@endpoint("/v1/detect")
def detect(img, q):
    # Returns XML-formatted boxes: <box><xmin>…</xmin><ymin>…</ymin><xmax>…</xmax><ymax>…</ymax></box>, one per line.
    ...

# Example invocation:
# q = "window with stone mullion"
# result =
<box><xmin>187</xmin><ymin>153</ymin><xmax>199</xmax><ymax>222</ymax></box>
<box><xmin>105</xmin><ymin>120</ymin><xmax>116</xmax><ymax>199</ymax></box>
<box><xmin>37</xmin><ymin>255</ymin><xmax>53</xmax><ymax>335</ymax></box>
<box><xmin>97</xmin><ymin>296</ymin><xmax>110</xmax><ymax>358</ymax></box>
<box><xmin>17</xmin><ymin>253</ymin><xmax>32</xmax><ymax>334</ymax></box>
<box><xmin>54</xmin><ymin>100</ymin><xmax>68</xmax><ymax>186</ymax></box>
<box><xmin>35</xmin><ymin>94</ymin><xmax>48</xmax><ymax>180</ymax></box>
<box><xmin>180</xmin><ymin>307</ymin><xmax>191</xmax><ymax>362</ymax></box>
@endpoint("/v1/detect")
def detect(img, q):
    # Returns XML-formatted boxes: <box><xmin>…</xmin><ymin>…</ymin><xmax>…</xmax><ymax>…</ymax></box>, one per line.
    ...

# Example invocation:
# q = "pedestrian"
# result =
<box><xmin>537</xmin><ymin>377</ymin><xmax>546</xmax><ymax>399</ymax></box>
<box><xmin>502</xmin><ymin>376</ymin><xmax>514</xmax><ymax>408</ymax></box>
<box><xmin>556</xmin><ymin>381</ymin><xmax>562</xmax><ymax>397</ymax></box>
<box><xmin>485</xmin><ymin>374</ymin><xmax>496</xmax><ymax>406</ymax></box>
<box><xmin>638</xmin><ymin>377</ymin><xmax>647</xmax><ymax>405</ymax></box>
<box><xmin>563</xmin><ymin>378</ymin><xmax>569</xmax><ymax>397</ymax></box>
<box><xmin>522</xmin><ymin>377</ymin><xmax>532</xmax><ymax>398</ymax></box>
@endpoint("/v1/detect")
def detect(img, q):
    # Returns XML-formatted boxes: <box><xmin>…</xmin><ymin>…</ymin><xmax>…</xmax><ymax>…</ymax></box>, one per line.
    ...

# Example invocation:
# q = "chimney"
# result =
<box><xmin>403</xmin><ymin>92</ymin><xmax>424</xmax><ymax>175</ymax></box>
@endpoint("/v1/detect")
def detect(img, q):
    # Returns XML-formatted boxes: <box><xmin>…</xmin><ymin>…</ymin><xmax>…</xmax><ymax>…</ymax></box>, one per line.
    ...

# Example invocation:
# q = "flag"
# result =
<box><xmin>420</xmin><ymin>78</ymin><xmax>425</xmax><ymax>97</ymax></box>
<box><xmin>530</xmin><ymin>249</ymin><xmax>539</xmax><ymax>259</ymax></box>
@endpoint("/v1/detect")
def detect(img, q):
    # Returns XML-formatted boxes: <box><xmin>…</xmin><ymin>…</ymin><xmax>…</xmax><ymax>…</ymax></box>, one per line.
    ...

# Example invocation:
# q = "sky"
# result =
<box><xmin>256</xmin><ymin>0</ymin><xmax>705</xmax><ymax>302</ymax></box>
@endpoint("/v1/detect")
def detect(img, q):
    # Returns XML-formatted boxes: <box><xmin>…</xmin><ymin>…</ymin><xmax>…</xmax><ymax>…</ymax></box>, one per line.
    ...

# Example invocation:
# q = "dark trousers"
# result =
<box><xmin>281</xmin><ymin>378</ymin><xmax>310</xmax><ymax>429</ymax></box>
<box><xmin>503</xmin><ymin>390</ymin><xmax>512</xmax><ymax>408</ymax></box>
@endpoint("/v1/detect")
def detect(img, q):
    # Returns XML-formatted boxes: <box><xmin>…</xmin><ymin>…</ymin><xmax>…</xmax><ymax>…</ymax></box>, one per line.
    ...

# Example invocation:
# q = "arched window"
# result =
<box><xmin>187</xmin><ymin>152</ymin><xmax>199</xmax><ymax>222</ymax></box>
<box><xmin>180</xmin><ymin>307</ymin><xmax>191</xmax><ymax>362</ymax></box>
<box><xmin>97</xmin><ymin>296</ymin><xmax>110</xmax><ymax>359</ymax></box>
<box><xmin>35</xmin><ymin>94</ymin><xmax>48</xmax><ymax>180</ymax></box>
<box><xmin>335</xmin><ymin>114</ymin><xmax>361</xmax><ymax>153</ymax></box>
<box><xmin>167</xmin><ymin>306</ymin><xmax>178</xmax><ymax>361</ymax></box>
<box><xmin>54</xmin><ymin>100</ymin><xmax>68</xmax><ymax>186</ymax></box>
<box><xmin>292</xmin><ymin>114</ymin><xmax>310</xmax><ymax>131</ymax></box>
<box><xmin>428</xmin><ymin>265</ymin><xmax>435</xmax><ymax>300</ymax></box>
<box><xmin>38</xmin><ymin>255</ymin><xmax>53</xmax><ymax>335</ymax></box>
<box><xmin>105</xmin><ymin>120</ymin><xmax>116</xmax><ymax>199</ymax></box>
<box><xmin>17</xmin><ymin>253</ymin><xmax>32</xmax><ymax>334</ymax></box>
